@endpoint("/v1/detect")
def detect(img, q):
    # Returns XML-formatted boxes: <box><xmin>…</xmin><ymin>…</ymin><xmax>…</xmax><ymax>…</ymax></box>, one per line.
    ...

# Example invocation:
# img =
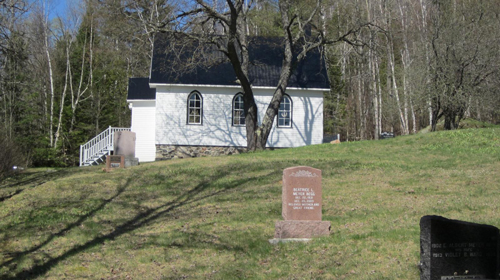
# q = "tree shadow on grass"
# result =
<box><xmin>0</xmin><ymin>174</ymin><xmax>133</xmax><ymax>273</ymax></box>
<box><xmin>0</xmin><ymin>169</ymin><xmax>78</xmax><ymax>190</ymax></box>
<box><xmin>1</xmin><ymin>164</ymin><xmax>250</xmax><ymax>279</ymax></box>
<box><xmin>0</xmin><ymin>169</ymin><xmax>79</xmax><ymax>204</ymax></box>
<box><xmin>0</xmin><ymin>189</ymin><xmax>23</xmax><ymax>203</ymax></box>
<box><xmin>1</xmin><ymin>156</ymin><xmax>352</xmax><ymax>279</ymax></box>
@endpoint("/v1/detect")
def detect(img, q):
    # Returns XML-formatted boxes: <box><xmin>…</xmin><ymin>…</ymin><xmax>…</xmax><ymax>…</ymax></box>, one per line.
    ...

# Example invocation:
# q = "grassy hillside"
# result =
<box><xmin>1</xmin><ymin>128</ymin><xmax>500</xmax><ymax>279</ymax></box>
<box><xmin>419</xmin><ymin>118</ymin><xmax>498</xmax><ymax>133</ymax></box>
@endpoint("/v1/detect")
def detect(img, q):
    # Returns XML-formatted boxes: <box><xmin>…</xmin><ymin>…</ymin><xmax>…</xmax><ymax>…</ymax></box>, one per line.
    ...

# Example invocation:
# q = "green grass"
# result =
<box><xmin>1</xmin><ymin>128</ymin><xmax>500</xmax><ymax>279</ymax></box>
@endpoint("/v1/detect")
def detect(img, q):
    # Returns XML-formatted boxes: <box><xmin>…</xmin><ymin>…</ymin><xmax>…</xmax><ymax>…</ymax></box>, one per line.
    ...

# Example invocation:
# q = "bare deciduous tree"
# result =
<box><xmin>121</xmin><ymin>0</ymin><xmax>366</xmax><ymax>150</ymax></box>
<box><xmin>428</xmin><ymin>0</ymin><xmax>500</xmax><ymax>130</ymax></box>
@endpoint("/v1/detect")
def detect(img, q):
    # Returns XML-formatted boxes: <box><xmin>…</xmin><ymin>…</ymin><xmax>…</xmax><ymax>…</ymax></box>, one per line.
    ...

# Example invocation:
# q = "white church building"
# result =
<box><xmin>127</xmin><ymin>34</ymin><xmax>329</xmax><ymax>162</ymax></box>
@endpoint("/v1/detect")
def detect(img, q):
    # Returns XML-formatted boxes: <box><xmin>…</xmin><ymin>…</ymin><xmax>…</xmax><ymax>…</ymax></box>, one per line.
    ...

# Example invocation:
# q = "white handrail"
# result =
<box><xmin>79</xmin><ymin>126</ymin><xmax>131</xmax><ymax>166</ymax></box>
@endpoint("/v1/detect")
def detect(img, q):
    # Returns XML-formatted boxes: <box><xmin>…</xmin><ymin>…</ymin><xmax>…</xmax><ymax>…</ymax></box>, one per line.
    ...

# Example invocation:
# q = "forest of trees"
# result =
<box><xmin>1</xmin><ymin>0</ymin><xmax>499</xmax><ymax>170</ymax></box>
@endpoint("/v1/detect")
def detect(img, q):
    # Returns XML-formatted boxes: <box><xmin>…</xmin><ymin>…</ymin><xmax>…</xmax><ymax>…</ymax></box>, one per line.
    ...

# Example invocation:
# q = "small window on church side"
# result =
<box><xmin>277</xmin><ymin>95</ymin><xmax>292</xmax><ymax>128</ymax></box>
<box><xmin>187</xmin><ymin>91</ymin><xmax>203</xmax><ymax>125</ymax></box>
<box><xmin>233</xmin><ymin>93</ymin><xmax>245</xmax><ymax>126</ymax></box>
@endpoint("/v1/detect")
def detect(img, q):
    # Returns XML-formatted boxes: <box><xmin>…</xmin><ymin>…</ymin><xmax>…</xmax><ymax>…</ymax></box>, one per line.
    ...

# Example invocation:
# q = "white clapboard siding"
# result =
<box><xmin>130</xmin><ymin>100</ymin><xmax>156</xmax><ymax>162</ymax></box>
<box><xmin>155</xmin><ymin>85</ymin><xmax>324</xmax><ymax>148</ymax></box>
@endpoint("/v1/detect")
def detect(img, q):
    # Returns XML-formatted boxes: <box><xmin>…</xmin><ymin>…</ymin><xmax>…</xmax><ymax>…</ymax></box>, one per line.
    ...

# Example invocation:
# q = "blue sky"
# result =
<box><xmin>46</xmin><ymin>0</ymin><xmax>69</xmax><ymax>20</ymax></box>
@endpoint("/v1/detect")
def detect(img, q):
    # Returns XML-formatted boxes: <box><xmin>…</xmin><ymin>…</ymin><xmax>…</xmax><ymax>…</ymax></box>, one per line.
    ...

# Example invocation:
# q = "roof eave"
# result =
<box><xmin>127</xmin><ymin>99</ymin><xmax>156</xmax><ymax>102</ymax></box>
<box><xmin>149</xmin><ymin>83</ymin><xmax>329</xmax><ymax>92</ymax></box>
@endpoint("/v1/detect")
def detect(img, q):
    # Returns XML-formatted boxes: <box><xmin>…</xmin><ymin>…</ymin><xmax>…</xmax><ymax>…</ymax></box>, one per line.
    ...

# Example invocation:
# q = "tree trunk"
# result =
<box><xmin>419</xmin><ymin>0</ymin><xmax>433</xmax><ymax>127</ymax></box>
<box><xmin>372</xmin><ymin>53</ymin><xmax>379</xmax><ymax>140</ymax></box>
<box><xmin>388</xmin><ymin>39</ymin><xmax>407</xmax><ymax>135</ymax></box>
<box><xmin>70</xmin><ymin>21</ymin><xmax>91</xmax><ymax>133</ymax></box>
<box><xmin>44</xmin><ymin>14</ymin><xmax>55</xmax><ymax>147</ymax></box>
<box><xmin>381</xmin><ymin>0</ymin><xmax>407</xmax><ymax>135</ymax></box>
<box><xmin>357</xmin><ymin>60</ymin><xmax>363</xmax><ymax>140</ymax></box>
<box><xmin>398</xmin><ymin>0</ymin><xmax>411</xmax><ymax>134</ymax></box>
<box><xmin>254</xmin><ymin>0</ymin><xmax>295</xmax><ymax>149</ymax></box>
<box><xmin>375</xmin><ymin>53</ymin><xmax>383</xmax><ymax>135</ymax></box>
<box><xmin>237</xmin><ymin>0</ymin><xmax>297</xmax><ymax>150</ymax></box>
<box><xmin>54</xmin><ymin>40</ymin><xmax>71</xmax><ymax>149</ymax></box>
<box><xmin>444</xmin><ymin>111</ymin><xmax>455</xmax><ymax>130</ymax></box>
<box><xmin>365</xmin><ymin>0</ymin><xmax>378</xmax><ymax>140</ymax></box>
<box><xmin>430</xmin><ymin>97</ymin><xmax>441</xmax><ymax>132</ymax></box>
<box><xmin>410</xmin><ymin>98</ymin><xmax>417</xmax><ymax>133</ymax></box>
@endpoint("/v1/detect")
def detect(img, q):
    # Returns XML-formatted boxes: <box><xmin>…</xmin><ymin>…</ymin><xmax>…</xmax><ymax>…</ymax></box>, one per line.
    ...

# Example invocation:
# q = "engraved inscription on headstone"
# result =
<box><xmin>109</xmin><ymin>156</ymin><xmax>122</xmax><ymax>163</ymax></box>
<box><xmin>441</xmin><ymin>276</ymin><xmax>487</xmax><ymax>280</ymax></box>
<box><xmin>106</xmin><ymin>155</ymin><xmax>124</xmax><ymax>171</ymax></box>
<box><xmin>420</xmin><ymin>215</ymin><xmax>500</xmax><ymax>280</ymax></box>
<box><xmin>282</xmin><ymin>166</ymin><xmax>322</xmax><ymax>221</ymax></box>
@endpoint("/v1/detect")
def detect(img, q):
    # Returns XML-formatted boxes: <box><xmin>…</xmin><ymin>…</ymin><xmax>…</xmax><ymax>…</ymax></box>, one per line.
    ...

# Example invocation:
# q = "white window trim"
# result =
<box><xmin>187</xmin><ymin>91</ymin><xmax>203</xmax><ymax>125</ymax></box>
<box><xmin>232</xmin><ymin>93</ymin><xmax>246</xmax><ymax>126</ymax></box>
<box><xmin>277</xmin><ymin>94</ymin><xmax>292</xmax><ymax>128</ymax></box>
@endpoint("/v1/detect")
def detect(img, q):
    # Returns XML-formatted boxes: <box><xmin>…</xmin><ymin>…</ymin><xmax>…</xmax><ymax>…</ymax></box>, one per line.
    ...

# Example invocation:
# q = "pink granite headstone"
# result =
<box><xmin>273</xmin><ymin>166</ymin><xmax>331</xmax><ymax>240</ymax></box>
<box><xmin>282</xmin><ymin>166</ymin><xmax>322</xmax><ymax>221</ymax></box>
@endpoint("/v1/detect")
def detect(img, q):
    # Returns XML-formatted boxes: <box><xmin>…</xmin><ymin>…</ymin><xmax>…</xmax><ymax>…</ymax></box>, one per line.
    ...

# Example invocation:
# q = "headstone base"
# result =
<box><xmin>124</xmin><ymin>157</ymin><xmax>139</xmax><ymax>168</ymax></box>
<box><xmin>438</xmin><ymin>277</ymin><xmax>495</xmax><ymax>280</ymax></box>
<box><xmin>268</xmin><ymin>238</ymin><xmax>311</xmax><ymax>245</ymax></box>
<box><xmin>274</xmin><ymin>220</ymin><xmax>331</xmax><ymax>239</ymax></box>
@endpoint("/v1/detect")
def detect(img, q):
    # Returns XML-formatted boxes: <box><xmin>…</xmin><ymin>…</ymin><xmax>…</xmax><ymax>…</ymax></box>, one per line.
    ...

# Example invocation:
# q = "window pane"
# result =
<box><xmin>234</xmin><ymin>111</ymin><xmax>240</xmax><ymax>121</ymax></box>
<box><xmin>236</xmin><ymin>96</ymin><xmax>244</xmax><ymax>109</ymax></box>
<box><xmin>188</xmin><ymin>92</ymin><xmax>202</xmax><ymax>124</ymax></box>
<box><xmin>233</xmin><ymin>94</ymin><xmax>245</xmax><ymax>126</ymax></box>
<box><xmin>278</xmin><ymin>96</ymin><xmax>291</xmax><ymax>127</ymax></box>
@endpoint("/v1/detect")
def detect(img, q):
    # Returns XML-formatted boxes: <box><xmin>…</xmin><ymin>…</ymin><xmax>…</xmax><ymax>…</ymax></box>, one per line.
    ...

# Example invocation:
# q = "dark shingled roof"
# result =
<box><xmin>127</xmin><ymin>77</ymin><xmax>156</xmax><ymax>100</ymax></box>
<box><xmin>150</xmin><ymin>33</ymin><xmax>330</xmax><ymax>89</ymax></box>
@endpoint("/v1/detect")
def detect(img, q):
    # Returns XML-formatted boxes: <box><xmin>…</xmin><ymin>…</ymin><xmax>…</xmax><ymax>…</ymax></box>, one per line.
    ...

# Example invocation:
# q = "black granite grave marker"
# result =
<box><xmin>420</xmin><ymin>215</ymin><xmax>500</xmax><ymax>280</ymax></box>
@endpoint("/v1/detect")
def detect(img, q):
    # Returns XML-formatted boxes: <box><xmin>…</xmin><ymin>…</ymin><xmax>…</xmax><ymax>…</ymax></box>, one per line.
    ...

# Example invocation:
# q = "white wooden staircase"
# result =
<box><xmin>80</xmin><ymin>126</ymin><xmax>131</xmax><ymax>167</ymax></box>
